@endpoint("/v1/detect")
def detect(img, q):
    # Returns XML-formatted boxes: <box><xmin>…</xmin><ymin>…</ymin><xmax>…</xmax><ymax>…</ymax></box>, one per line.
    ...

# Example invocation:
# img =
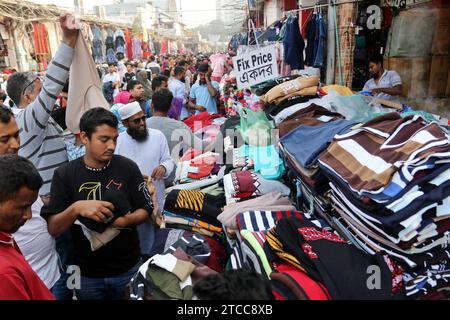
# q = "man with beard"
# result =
<box><xmin>41</xmin><ymin>108</ymin><xmax>153</xmax><ymax>300</ymax></box>
<box><xmin>115</xmin><ymin>102</ymin><xmax>173</xmax><ymax>259</ymax></box>
<box><xmin>362</xmin><ymin>54</ymin><xmax>403</xmax><ymax>101</ymax></box>
<box><xmin>187</xmin><ymin>63</ymin><xmax>219</xmax><ymax>115</ymax></box>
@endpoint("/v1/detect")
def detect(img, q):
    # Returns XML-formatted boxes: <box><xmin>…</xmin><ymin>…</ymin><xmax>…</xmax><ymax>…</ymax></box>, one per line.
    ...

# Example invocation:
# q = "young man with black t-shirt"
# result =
<box><xmin>122</xmin><ymin>62</ymin><xmax>136</xmax><ymax>90</ymax></box>
<box><xmin>41</xmin><ymin>108</ymin><xmax>153</xmax><ymax>300</ymax></box>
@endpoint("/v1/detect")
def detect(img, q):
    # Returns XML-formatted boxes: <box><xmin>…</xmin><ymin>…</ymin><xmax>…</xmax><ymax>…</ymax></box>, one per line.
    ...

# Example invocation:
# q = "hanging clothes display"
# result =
<box><xmin>283</xmin><ymin>14</ymin><xmax>305</xmax><ymax>71</ymax></box>
<box><xmin>132</xmin><ymin>36</ymin><xmax>142</xmax><ymax>60</ymax></box>
<box><xmin>124</xmin><ymin>29</ymin><xmax>133</xmax><ymax>60</ymax></box>
<box><xmin>148</xmin><ymin>38</ymin><xmax>155</xmax><ymax>55</ymax></box>
<box><xmin>91</xmin><ymin>25</ymin><xmax>104</xmax><ymax>64</ymax></box>
<box><xmin>32</xmin><ymin>22</ymin><xmax>50</xmax><ymax>70</ymax></box>
<box><xmin>67</xmin><ymin>29</ymin><xmax>110</xmax><ymax>134</ymax></box>
<box><xmin>32</xmin><ymin>23</ymin><xmax>50</xmax><ymax>55</ymax></box>
<box><xmin>114</xmin><ymin>29</ymin><xmax>125</xmax><ymax>61</ymax></box>
<box><xmin>161</xmin><ymin>40</ymin><xmax>168</xmax><ymax>55</ymax></box>
<box><xmin>142</xmin><ymin>41</ymin><xmax>150</xmax><ymax>60</ymax></box>
<box><xmin>305</xmin><ymin>12</ymin><xmax>327</xmax><ymax>68</ymax></box>
<box><xmin>105</xmin><ymin>28</ymin><xmax>116</xmax><ymax>64</ymax></box>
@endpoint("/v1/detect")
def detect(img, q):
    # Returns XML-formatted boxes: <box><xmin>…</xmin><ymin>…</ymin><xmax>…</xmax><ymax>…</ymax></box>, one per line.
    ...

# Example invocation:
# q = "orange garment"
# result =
<box><xmin>33</xmin><ymin>23</ymin><xmax>50</xmax><ymax>55</ymax></box>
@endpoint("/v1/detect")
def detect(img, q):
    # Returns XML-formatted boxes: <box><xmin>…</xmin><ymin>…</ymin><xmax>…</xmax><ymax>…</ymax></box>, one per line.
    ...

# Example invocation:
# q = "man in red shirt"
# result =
<box><xmin>0</xmin><ymin>154</ymin><xmax>55</xmax><ymax>300</ymax></box>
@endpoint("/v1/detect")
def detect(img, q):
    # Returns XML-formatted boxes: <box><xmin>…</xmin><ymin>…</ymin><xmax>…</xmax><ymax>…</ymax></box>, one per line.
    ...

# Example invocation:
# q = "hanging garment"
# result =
<box><xmin>105</xmin><ymin>28</ymin><xmax>115</xmax><ymax>49</ymax></box>
<box><xmin>161</xmin><ymin>40</ymin><xmax>168</xmax><ymax>55</ymax></box>
<box><xmin>283</xmin><ymin>15</ymin><xmax>305</xmax><ymax>70</ymax></box>
<box><xmin>67</xmin><ymin>32</ymin><xmax>110</xmax><ymax>134</ymax></box>
<box><xmin>142</xmin><ymin>41</ymin><xmax>150</xmax><ymax>60</ymax></box>
<box><xmin>114</xmin><ymin>29</ymin><xmax>125</xmax><ymax>55</ymax></box>
<box><xmin>305</xmin><ymin>13</ymin><xmax>327</xmax><ymax>68</ymax></box>
<box><xmin>133</xmin><ymin>37</ymin><xmax>142</xmax><ymax>60</ymax></box>
<box><xmin>124</xmin><ymin>29</ymin><xmax>133</xmax><ymax>60</ymax></box>
<box><xmin>91</xmin><ymin>25</ymin><xmax>104</xmax><ymax>63</ymax></box>
<box><xmin>32</xmin><ymin>23</ymin><xmax>50</xmax><ymax>55</ymax></box>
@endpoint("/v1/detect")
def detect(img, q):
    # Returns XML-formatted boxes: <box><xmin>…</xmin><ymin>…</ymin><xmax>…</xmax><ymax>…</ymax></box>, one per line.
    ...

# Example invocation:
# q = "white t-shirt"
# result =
<box><xmin>13</xmin><ymin>197</ymin><xmax>61</xmax><ymax>289</ymax></box>
<box><xmin>169</xmin><ymin>78</ymin><xmax>188</xmax><ymax>119</ymax></box>
<box><xmin>102</xmin><ymin>72</ymin><xmax>120</xmax><ymax>84</ymax></box>
<box><xmin>114</xmin><ymin>128</ymin><xmax>174</xmax><ymax>209</ymax></box>
<box><xmin>362</xmin><ymin>70</ymin><xmax>402</xmax><ymax>100</ymax></box>
<box><xmin>168</xmin><ymin>78</ymin><xmax>187</xmax><ymax>103</ymax></box>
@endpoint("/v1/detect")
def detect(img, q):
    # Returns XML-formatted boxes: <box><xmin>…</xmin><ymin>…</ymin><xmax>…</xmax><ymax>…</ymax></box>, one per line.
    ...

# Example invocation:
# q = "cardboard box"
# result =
<box><xmin>384</xmin><ymin>57</ymin><xmax>412</xmax><ymax>97</ymax></box>
<box><xmin>428</xmin><ymin>55</ymin><xmax>450</xmax><ymax>97</ymax></box>
<box><xmin>410</xmin><ymin>57</ymin><xmax>431</xmax><ymax>98</ymax></box>
<box><xmin>432</xmin><ymin>9</ymin><xmax>450</xmax><ymax>55</ymax></box>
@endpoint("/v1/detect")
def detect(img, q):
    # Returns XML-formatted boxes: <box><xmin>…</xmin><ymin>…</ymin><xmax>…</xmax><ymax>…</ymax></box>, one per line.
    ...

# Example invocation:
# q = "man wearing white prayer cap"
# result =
<box><xmin>114</xmin><ymin>101</ymin><xmax>174</xmax><ymax>260</ymax></box>
<box><xmin>118</xmin><ymin>101</ymin><xmax>142</xmax><ymax>121</ymax></box>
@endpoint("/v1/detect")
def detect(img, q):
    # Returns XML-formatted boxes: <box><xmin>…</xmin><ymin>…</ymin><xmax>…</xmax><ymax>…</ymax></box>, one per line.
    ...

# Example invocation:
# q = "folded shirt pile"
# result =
<box><xmin>318</xmin><ymin>113</ymin><xmax>450</xmax><ymax>299</ymax></box>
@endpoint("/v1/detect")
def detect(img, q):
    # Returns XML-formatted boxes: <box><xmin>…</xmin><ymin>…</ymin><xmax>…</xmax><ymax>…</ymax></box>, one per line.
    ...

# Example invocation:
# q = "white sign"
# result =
<box><xmin>233</xmin><ymin>45</ymin><xmax>279</xmax><ymax>89</ymax></box>
<box><xmin>367</xmin><ymin>5</ymin><xmax>382</xmax><ymax>30</ymax></box>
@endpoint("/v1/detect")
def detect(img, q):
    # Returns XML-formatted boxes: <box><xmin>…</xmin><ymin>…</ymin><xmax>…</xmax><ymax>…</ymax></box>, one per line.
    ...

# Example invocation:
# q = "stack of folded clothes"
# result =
<box><xmin>318</xmin><ymin>113</ymin><xmax>450</xmax><ymax>299</ymax></box>
<box><xmin>163</xmin><ymin>189</ymin><xmax>226</xmax><ymax>238</ymax></box>
<box><xmin>223</xmin><ymin>170</ymin><xmax>290</xmax><ymax>204</ymax></box>
<box><xmin>175</xmin><ymin>150</ymin><xmax>221</xmax><ymax>184</ymax></box>
<box><xmin>262</xmin><ymin>216</ymin><xmax>406</xmax><ymax>300</ymax></box>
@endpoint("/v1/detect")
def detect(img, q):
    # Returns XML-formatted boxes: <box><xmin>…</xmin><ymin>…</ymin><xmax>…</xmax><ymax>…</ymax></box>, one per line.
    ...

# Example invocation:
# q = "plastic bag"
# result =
<box><xmin>238</xmin><ymin>108</ymin><xmax>274</xmax><ymax>146</ymax></box>
<box><xmin>328</xmin><ymin>94</ymin><xmax>380</xmax><ymax>123</ymax></box>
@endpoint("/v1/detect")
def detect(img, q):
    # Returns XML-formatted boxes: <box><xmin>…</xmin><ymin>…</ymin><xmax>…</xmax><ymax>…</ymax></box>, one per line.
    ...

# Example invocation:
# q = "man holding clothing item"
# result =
<box><xmin>6</xmin><ymin>13</ymin><xmax>78</xmax><ymax>300</ymax></box>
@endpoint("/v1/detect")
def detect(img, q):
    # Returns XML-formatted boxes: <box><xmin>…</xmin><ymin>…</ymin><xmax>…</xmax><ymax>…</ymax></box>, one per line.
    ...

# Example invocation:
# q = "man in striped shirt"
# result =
<box><xmin>6</xmin><ymin>14</ymin><xmax>78</xmax><ymax>201</ymax></box>
<box><xmin>6</xmin><ymin>13</ymin><xmax>79</xmax><ymax>300</ymax></box>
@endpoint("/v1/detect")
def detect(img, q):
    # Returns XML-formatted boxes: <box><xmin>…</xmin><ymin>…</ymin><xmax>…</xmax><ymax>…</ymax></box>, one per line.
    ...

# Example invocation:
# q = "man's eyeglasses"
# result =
<box><xmin>22</xmin><ymin>76</ymin><xmax>40</xmax><ymax>95</ymax></box>
<box><xmin>127</xmin><ymin>116</ymin><xmax>146</xmax><ymax>125</ymax></box>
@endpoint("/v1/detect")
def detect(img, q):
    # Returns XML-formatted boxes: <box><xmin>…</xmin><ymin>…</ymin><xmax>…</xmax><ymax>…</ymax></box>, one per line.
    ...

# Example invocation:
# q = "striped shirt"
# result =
<box><xmin>319</xmin><ymin>113</ymin><xmax>450</xmax><ymax>195</ymax></box>
<box><xmin>13</xmin><ymin>43</ymin><xmax>74</xmax><ymax>195</ymax></box>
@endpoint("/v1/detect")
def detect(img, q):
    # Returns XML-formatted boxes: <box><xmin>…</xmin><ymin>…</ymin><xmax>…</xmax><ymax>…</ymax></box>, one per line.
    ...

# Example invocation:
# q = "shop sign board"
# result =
<box><xmin>233</xmin><ymin>45</ymin><xmax>279</xmax><ymax>89</ymax></box>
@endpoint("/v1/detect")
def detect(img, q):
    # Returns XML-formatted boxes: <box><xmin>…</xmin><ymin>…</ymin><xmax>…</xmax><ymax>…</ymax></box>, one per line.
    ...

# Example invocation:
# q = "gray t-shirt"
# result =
<box><xmin>146</xmin><ymin>116</ymin><xmax>205</xmax><ymax>161</ymax></box>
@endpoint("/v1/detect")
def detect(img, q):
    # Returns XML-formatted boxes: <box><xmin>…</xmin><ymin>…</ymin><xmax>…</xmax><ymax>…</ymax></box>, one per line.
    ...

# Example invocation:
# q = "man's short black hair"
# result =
<box><xmin>152</xmin><ymin>88</ymin><xmax>173</xmax><ymax>113</ymax></box>
<box><xmin>150</xmin><ymin>56</ymin><xmax>156</xmax><ymax>61</ymax></box>
<box><xmin>173</xmin><ymin>66</ymin><xmax>185</xmax><ymax>77</ymax></box>
<box><xmin>108</xmin><ymin>63</ymin><xmax>116</xmax><ymax>67</ymax></box>
<box><xmin>79</xmin><ymin>107</ymin><xmax>118</xmax><ymax>139</ymax></box>
<box><xmin>127</xmin><ymin>80</ymin><xmax>140</xmax><ymax>91</ymax></box>
<box><xmin>0</xmin><ymin>154</ymin><xmax>43</xmax><ymax>203</ymax></box>
<box><xmin>197</xmin><ymin>63</ymin><xmax>209</xmax><ymax>73</ymax></box>
<box><xmin>369</xmin><ymin>54</ymin><xmax>384</xmax><ymax>66</ymax></box>
<box><xmin>178</xmin><ymin>60</ymin><xmax>188</xmax><ymax>67</ymax></box>
<box><xmin>193</xmin><ymin>270</ymin><xmax>274</xmax><ymax>300</ymax></box>
<box><xmin>151</xmin><ymin>75</ymin><xmax>169</xmax><ymax>91</ymax></box>
<box><xmin>0</xmin><ymin>105</ymin><xmax>13</xmax><ymax>124</ymax></box>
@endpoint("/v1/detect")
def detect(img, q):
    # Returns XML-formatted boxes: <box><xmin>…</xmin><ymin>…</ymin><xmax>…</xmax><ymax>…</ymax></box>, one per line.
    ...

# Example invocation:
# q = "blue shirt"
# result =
<box><xmin>189</xmin><ymin>81</ymin><xmax>220</xmax><ymax>114</ymax></box>
<box><xmin>110</xmin><ymin>104</ymin><xmax>127</xmax><ymax>133</ymax></box>
<box><xmin>63</xmin><ymin>133</ymin><xmax>86</xmax><ymax>161</ymax></box>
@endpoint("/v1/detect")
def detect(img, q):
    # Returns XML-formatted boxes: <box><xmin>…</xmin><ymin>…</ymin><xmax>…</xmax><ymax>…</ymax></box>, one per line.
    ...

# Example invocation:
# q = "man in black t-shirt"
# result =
<box><xmin>41</xmin><ymin>108</ymin><xmax>153</xmax><ymax>300</ymax></box>
<box><xmin>122</xmin><ymin>62</ymin><xmax>136</xmax><ymax>90</ymax></box>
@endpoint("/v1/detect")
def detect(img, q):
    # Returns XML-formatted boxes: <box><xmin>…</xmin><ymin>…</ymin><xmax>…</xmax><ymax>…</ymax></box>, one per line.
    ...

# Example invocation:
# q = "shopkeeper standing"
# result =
<box><xmin>362</xmin><ymin>54</ymin><xmax>403</xmax><ymax>101</ymax></box>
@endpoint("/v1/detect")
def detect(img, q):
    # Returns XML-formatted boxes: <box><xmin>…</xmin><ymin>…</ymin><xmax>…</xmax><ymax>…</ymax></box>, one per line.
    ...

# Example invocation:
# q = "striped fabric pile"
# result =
<box><xmin>318</xmin><ymin>113</ymin><xmax>450</xmax><ymax>299</ymax></box>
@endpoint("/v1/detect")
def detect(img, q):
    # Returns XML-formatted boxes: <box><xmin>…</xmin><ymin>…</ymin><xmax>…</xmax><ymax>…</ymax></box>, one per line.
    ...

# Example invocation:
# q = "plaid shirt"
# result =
<box><xmin>63</xmin><ymin>132</ymin><xmax>86</xmax><ymax>161</ymax></box>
